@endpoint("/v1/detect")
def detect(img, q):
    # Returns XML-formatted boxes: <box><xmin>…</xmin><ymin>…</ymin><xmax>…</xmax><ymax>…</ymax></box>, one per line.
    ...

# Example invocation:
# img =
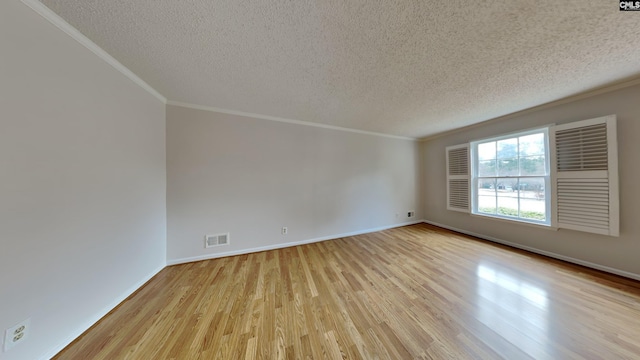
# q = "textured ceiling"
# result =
<box><xmin>39</xmin><ymin>0</ymin><xmax>640</xmax><ymax>138</ymax></box>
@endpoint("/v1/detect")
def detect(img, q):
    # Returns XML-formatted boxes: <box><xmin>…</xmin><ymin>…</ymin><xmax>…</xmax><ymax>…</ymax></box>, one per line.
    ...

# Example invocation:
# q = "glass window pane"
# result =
<box><xmin>519</xmin><ymin>133</ymin><xmax>545</xmax><ymax>157</ymax></box>
<box><xmin>477</xmin><ymin>179</ymin><xmax>496</xmax><ymax>214</ymax></box>
<box><xmin>497</xmin><ymin>158</ymin><xmax>518</xmax><ymax>176</ymax></box>
<box><xmin>472</xmin><ymin>129</ymin><xmax>550</xmax><ymax>226</ymax></box>
<box><xmin>519</xmin><ymin>177</ymin><xmax>545</xmax><ymax>221</ymax></box>
<box><xmin>478</xmin><ymin>196</ymin><xmax>497</xmax><ymax>214</ymax></box>
<box><xmin>496</xmin><ymin>178</ymin><xmax>518</xmax><ymax>217</ymax></box>
<box><xmin>478</xmin><ymin>160</ymin><xmax>496</xmax><ymax>177</ymax></box>
<box><xmin>497</xmin><ymin>138</ymin><xmax>518</xmax><ymax>159</ymax></box>
<box><xmin>478</xmin><ymin>142</ymin><xmax>496</xmax><ymax>161</ymax></box>
<box><xmin>520</xmin><ymin>155</ymin><xmax>546</xmax><ymax>176</ymax></box>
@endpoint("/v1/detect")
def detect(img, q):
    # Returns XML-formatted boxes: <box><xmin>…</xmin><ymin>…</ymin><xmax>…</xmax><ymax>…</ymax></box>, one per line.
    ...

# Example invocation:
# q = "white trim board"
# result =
<box><xmin>419</xmin><ymin>76</ymin><xmax>640</xmax><ymax>142</ymax></box>
<box><xmin>20</xmin><ymin>0</ymin><xmax>640</xmax><ymax>142</ymax></box>
<box><xmin>21</xmin><ymin>0</ymin><xmax>412</xmax><ymax>141</ymax></box>
<box><xmin>167</xmin><ymin>220</ymin><xmax>424</xmax><ymax>266</ymax></box>
<box><xmin>41</xmin><ymin>265</ymin><xmax>166</xmax><ymax>360</ymax></box>
<box><xmin>20</xmin><ymin>0</ymin><xmax>167</xmax><ymax>104</ymax></box>
<box><xmin>167</xmin><ymin>101</ymin><xmax>417</xmax><ymax>141</ymax></box>
<box><xmin>423</xmin><ymin>220</ymin><xmax>640</xmax><ymax>282</ymax></box>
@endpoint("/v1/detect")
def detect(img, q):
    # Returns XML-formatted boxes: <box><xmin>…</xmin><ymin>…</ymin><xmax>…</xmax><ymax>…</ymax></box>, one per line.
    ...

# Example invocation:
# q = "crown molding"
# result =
<box><xmin>19</xmin><ymin>0</ymin><xmax>412</xmax><ymax>141</ymax></box>
<box><xmin>28</xmin><ymin>0</ymin><xmax>637</xmax><ymax>142</ymax></box>
<box><xmin>21</xmin><ymin>0</ymin><xmax>167</xmax><ymax>104</ymax></box>
<box><xmin>419</xmin><ymin>76</ymin><xmax>640</xmax><ymax>142</ymax></box>
<box><xmin>167</xmin><ymin>101</ymin><xmax>417</xmax><ymax>141</ymax></box>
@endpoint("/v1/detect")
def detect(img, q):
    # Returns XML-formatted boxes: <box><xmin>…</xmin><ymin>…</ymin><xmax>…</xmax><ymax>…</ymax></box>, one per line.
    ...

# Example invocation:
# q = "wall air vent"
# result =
<box><xmin>205</xmin><ymin>233</ymin><xmax>230</xmax><ymax>248</ymax></box>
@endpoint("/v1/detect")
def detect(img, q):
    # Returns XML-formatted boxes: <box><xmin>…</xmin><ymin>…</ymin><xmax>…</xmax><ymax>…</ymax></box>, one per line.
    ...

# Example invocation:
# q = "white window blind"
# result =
<box><xmin>446</xmin><ymin>144</ymin><xmax>470</xmax><ymax>213</ymax></box>
<box><xmin>550</xmin><ymin>115</ymin><xmax>619</xmax><ymax>236</ymax></box>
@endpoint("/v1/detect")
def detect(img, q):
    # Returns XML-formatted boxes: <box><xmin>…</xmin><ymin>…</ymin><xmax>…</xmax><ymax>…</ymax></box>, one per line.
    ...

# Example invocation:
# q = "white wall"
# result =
<box><xmin>6</xmin><ymin>0</ymin><xmax>638</xmax><ymax>358</ymax></box>
<box><xmin>166</xmin><ymin>105</ymin><xmax>421</xmax><ymax>263</ymax></box>
<box><xmin>0</xmin><ymin>2</ymin><xmax>166</xmax><ymax>359</ymax></box>
<box><xmin>422</xmin><ymin>83</ymin><xmax>640</xmax><ymax>278</ymax></box>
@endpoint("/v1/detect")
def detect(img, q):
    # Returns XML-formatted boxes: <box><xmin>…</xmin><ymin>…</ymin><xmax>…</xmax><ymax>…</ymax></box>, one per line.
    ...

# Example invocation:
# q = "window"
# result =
<box><xmin>445</xmin><ymin>115</ymin><xmax>619</xmax><ymax>236</ymax></box>
<box><xmin>471</xmin><ymin>128</ymin><xmax>551</xmax><ymax>226</ymax></box>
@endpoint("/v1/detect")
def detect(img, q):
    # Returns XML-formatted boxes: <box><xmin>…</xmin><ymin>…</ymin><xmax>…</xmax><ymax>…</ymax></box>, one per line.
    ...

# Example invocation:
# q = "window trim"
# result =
<box><xmin>446</xmin><ymin>116</ymin><xmax>618</xmax><ymax>236</ymax></box>
<box><xmin>470</xmin><ymin>126</ymin><xmax>552</xmax><ymax>227</ymax></box>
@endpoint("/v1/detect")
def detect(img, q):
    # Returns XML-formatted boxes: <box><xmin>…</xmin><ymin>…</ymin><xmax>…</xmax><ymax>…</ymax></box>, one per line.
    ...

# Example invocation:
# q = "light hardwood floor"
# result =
<box><xmin>54</xmin><ymin>224</ymin><xmax>640</xmax><ymax>359</ymax></box>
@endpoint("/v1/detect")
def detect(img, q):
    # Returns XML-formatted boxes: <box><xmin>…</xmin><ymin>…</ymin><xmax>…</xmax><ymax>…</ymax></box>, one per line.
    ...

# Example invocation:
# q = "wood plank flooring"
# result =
<box><xmin>54</xmin><ymin>224</ymin><xmax>640</xmax><ymax>359</ymax></box>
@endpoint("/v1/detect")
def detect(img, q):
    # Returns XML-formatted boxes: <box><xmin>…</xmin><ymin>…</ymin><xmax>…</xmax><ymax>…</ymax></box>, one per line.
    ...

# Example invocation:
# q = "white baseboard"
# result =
<box><xmin>39</xmin><ymin>219</ymin><xmax>639</xmax><ymax>359</ymax></box>
<box><xmin>41</xmin><ymin>264</ymin><xmax>166</xmax><ymax>360</ymax></box>
<box><xmin>423</xmin><ymin>220</ymin><xmax>640</xmax><ymax>282</ymax></box>
<box><xmin>42</xmin><ymin>221</ymin><xmax>423</xmax><ymax>358</ymax></box>
<box><xmin>167</xmin><ymin>220</ymin><xmax>424</xmax><ymax>266</ymax></box>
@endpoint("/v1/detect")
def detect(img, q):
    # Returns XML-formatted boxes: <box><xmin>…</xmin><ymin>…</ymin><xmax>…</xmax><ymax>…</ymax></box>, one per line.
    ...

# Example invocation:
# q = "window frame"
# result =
<box><xmin>470</xmin><ymin>127</ymin><xmax>552</xmax><ymax>227</ymax></box>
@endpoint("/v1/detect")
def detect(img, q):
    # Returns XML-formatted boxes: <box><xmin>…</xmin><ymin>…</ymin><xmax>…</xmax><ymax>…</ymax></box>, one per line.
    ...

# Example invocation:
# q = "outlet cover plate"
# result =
<box><xmin>4</xmin><ymin>318</ymin><xmax>30</xmax><ymax>352</ymax></box>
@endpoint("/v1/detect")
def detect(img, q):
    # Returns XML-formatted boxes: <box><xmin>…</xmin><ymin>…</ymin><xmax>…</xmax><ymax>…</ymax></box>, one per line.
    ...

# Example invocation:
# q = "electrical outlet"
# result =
<box><xmin>407</xmin><ymin>211</ymin><xmax>415</xmax><ymax>218</ymax></box>
<box><xmin>281</xmin><ymin>227</ymin><xmax>288</xmax><ymax>235</ymax></box>
<box><xmin>4</xmin><ymin>318</ymin><xmax>30</xmax><ymax>352</ymax></box>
